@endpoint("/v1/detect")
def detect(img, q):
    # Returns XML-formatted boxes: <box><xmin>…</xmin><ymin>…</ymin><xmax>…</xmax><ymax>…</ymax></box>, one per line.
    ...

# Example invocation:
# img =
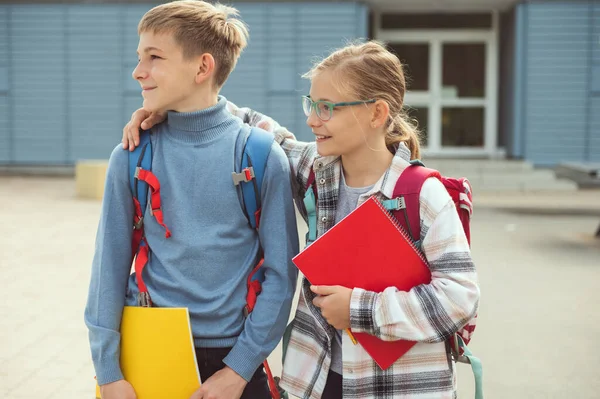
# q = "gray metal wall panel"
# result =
<box><xmin>2</xmin><ymin>2</ymin><xmax>368</xmax><ymax>165</ymax></box>
<box><xmin>0</xmin><ymin>7</ymin><xmax>7</xmax><ymax>63</ymax></box>
<box><xmin>124</xmin><ymin>96</ymin><xmax>143</xmax><ymax>131</ymax></box>
<box><xmin>512</xmin><ymin>3</ymin><xmax>526</xmax><ymax>158</ymax></box>
<box><xmin>590</xmin><ymin>98</ymin><xmax>600</xmax><ymax>162</ymax></box>
<box><xmin>264</xmin><ymin>4</ymin><xmax>302</xmax><ymax>137</ymax></box>
<box><xmin>223</xmin><ymin>2</ymin><xmax>368</xmax><ymax>143</ymax></box>
<box><xmin>0</xmin><ymin>97</ymin><xmax>8</xmax><ymax>162</ymax></box>
<box><xmin>0</xmin><ymin>66</ymin><xmax>7</xmax><ymax>92</ymax></box>
<box><xmin>11</xmin><ymin>5</ymin><xmax>67</xmax><ymax>164</ymax></box>
<box><xmin>267</xmin><ymin>93</ymin><xmax>298</xmax><ymax>137</ymax></box>
<box><xmin>123</xmin><ymin>5</ymin><xmax>148</xmax><ymax>60</ymax></box>
<box><xmin>122</xmin><ymin>5</ymin><xmax>148</xmax><ymax>129</ymax></box>
<box><xmin>594</xmin><ymin>4</ymin><xmax>600</xmax><ymax>64</ymax></box>
<box><xmin>588</xmin><ymin>2</ymin><xmax>600</xmax><ymax>161</ymax></box>
<box><xmin>0</xmin><ymin>7</ymin><xmax>8</xmax><ymax>162</ymax></box>
<box><xmin>222</xmin><ymin>4</ymin><xmax>268</xmax><ymax>113</ymax></box>
<box><xmin>523</xmin><ymin>2</ymin><xmax>589</xmax><ymax>166</ymax></box>
<box><xmin>67</xmin><ymin>5</ymin><xmax>123</xmax><ymax>162</ymax></box>
<box><xmin>499</xmin><ymin>8</ymin><xmax>515</xmax><ymax>153</ymax></box>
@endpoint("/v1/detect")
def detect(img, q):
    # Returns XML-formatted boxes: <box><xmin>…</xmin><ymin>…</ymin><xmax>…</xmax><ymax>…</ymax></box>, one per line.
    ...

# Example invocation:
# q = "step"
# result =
<box><xmin>421</xmin><ymin>159</ymin><xmax>534</xmax><ymax>174</ymax></box>
<box><xmin>75</xmin><ymin>160</ymin><xmax>108</xmax><ymax>200</ymax></box>
<box><xmin>555</xmin><ymin>162</ymin><xmax>600</xmax><ymax>188</ymax></box>
<box><xmin>468</xmin><ymin>176</ymin><xmax>578</xmax><ymax>192</ymax></box>
<box><xmin>441</xmin><ymin>169</ymin><xmax>564</xmax><ymax>181</ymax></box>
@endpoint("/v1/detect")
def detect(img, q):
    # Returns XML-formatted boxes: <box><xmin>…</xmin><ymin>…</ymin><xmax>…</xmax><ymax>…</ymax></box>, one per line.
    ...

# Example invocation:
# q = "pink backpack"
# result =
<box><xmin>390</xmin><ymin>161</ymin><xmax>477</xmax><ymax>359</ymax></box>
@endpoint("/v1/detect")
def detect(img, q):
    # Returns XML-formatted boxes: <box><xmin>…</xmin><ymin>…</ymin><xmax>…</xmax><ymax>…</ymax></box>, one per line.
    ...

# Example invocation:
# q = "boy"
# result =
<box><xmin>84</xmin><ymin>2</ymin><xmax>299</xmax><ymax>399</ymax></box>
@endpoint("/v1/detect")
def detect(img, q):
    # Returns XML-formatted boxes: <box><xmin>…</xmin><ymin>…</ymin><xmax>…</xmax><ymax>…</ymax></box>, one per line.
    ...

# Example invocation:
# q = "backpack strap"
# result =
<box><xmin>387</xmin><ymin>160</ymin><xmax>441</xmax><ymax>246</ymax></box>
<box><xmin>232</xmin><ymin>126</ymin><xmax>281</xmax><ymax>399</ymax></box>
<box><xmin>233</xmin><ymin>127</ymin><xmax>273</xmax><ymax>230</ymax></box>
<box><xmin>303</xmin><ymin>168</ymin><xmax>318</xmax><ymax>245</ymax></box>
<box><xmin>128</xmin><ymin>130</ymin><xmax>152</xmax><ymax>306</ymax></box>
<box><xmin>232</xmin><ymin>126</ymin><xmax>274</xmax><ymax>296</ymax></box>
<box><xmin>129</xmin><ymin>130</ymin><xmax>153</xmax><ymax>232</ymax></box>
<box><xmin>128</xmin><ymin>130</ymin><xmax>171</xmax><ymax>307</ymax></box>
<box><xmin>456</xmin><ymin>335</ymin><xmax>484</xmax><ymax>399</ymax></box>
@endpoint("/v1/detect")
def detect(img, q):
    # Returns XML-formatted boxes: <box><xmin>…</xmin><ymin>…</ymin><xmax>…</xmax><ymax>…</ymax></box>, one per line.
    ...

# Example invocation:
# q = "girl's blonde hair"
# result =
<box><xmin>303</xmin><ymin>41</ymin><xmax>421</xmax><ymax>159</ymax></box>
<box><xmin>138</xmin><ymin>0</ymin><xmax>248</xmax><ymax>88</ymax></box>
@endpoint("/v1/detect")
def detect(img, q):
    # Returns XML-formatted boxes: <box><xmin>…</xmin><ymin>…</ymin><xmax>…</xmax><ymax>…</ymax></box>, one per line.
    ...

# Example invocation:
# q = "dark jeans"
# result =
<box><xmin>322</xmin><ymin>370</ymin><xmax>342</xmax><ymax>399</ymax></box>
<box><xmin>195</xmin><ymin>347</ymin><xmax>271</xmax><ymax>399</ymax></box>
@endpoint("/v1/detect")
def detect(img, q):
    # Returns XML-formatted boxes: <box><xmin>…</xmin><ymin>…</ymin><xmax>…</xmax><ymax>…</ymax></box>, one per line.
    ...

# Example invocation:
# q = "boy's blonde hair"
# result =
<box><xmin>304</xmin><ymin>41</ymin><xmax>421</xmax><ymax>159</ymax></box>
<box><xmin>138</xmin><ymin>0</ymin><xmax>248</xmax><ymax>87</ymax></box>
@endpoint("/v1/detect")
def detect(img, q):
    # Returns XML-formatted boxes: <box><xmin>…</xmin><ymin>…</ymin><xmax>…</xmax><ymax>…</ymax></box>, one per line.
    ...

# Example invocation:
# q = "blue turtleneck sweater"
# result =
<box><xmin>85</xmin><ymin>97</ymin><xmax>299</xmax><ymax>385</ymax></box>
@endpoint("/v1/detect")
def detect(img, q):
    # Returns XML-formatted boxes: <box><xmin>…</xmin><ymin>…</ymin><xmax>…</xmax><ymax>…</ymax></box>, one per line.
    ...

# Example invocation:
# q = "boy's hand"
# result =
<box><xmin>122</xmin><ymin>108</ymin><xmax>167</xmax><ymax>151</ymax></box>
<box><xmin>311</xmin><ymin>285</ymin><xmax>352</xmax><ymax>330</ymax></box>
<box><xmin>189</xmin><ymin>366</ymin><xmax>247</xmax><ymax>399</ymax></box>
<box><xmin>100</xmin><ymin>379</ymin><xmax>137</xmax><ymax>399</ymax></box>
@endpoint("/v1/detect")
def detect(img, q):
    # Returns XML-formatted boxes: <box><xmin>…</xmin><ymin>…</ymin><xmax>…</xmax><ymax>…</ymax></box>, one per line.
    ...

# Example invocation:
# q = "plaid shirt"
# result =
<box><xmin>228</xmin><ymin>103</ymin><xmax>480</xmax><ymax>399</ymax></box>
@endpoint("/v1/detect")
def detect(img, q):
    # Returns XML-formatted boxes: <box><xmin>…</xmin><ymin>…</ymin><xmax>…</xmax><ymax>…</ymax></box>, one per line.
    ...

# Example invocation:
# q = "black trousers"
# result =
<box><xmin>195</xmin><ymin>347</ymin><xmax>271</xmax><ymax>399</ymax></box>
<box><xmin>322</xmin><ymin>370</ymin><xmax>343</xmax><ymax>399</ymax></box>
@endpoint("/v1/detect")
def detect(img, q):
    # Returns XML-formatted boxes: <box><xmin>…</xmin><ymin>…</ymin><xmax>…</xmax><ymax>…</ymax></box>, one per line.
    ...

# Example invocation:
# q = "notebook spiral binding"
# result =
<box><xmin>373</xmin><ymin>197</ymin><xmax>430</xmax><ymax>267</ymax></box>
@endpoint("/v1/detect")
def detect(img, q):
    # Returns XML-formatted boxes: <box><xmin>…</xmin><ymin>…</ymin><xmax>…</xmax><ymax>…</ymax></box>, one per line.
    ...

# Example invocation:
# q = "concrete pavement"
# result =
<box><xmin>1</xmin><ymin>176</ymin><xmax>599</xmax><ymax>399</ymax></box>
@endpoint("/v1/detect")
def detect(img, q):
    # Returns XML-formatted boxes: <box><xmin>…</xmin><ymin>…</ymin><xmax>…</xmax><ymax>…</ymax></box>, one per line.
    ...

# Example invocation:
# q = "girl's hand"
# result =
<box><xmin>311</xmin><ymin>285</ymin><xmax>352</xmax><ymax>330</ymax></box>
<box><xmin>122</xmin><ymin>108</ymin><xmax>167</xmax><ymax>151</ymax></box>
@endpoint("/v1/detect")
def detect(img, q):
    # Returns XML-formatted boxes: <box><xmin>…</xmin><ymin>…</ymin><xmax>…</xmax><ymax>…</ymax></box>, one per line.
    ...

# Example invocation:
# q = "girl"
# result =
<box><xmin>123</xmin><ymin>40</ymin><xmax>480</xmax><ymax>399</ymax></box>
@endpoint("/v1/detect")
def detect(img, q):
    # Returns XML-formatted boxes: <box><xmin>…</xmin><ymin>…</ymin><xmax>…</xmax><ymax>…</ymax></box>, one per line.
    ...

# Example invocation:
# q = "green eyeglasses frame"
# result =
<box><xmin>302</xmin><ymin>96</ymin><xmax>377</xmax><ymax>121</ymax></box>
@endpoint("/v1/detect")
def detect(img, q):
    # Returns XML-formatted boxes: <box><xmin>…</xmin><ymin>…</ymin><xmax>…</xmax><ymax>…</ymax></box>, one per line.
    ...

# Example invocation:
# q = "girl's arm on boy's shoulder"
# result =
<box><xmin>226</xmin><ymin>101</ymin><xmax>318</xmax><ymax>194</ymax></box>
<box><xmin>122</xmin><ymin>104</ymin><xmax>319</xmax><ymax>201</ymax></box>
<box><xmin>349</xmin><ymin>177</ymin><xmax>480</xmax><ymax>343</ymax></box>
<box><xmin>84</xmin><ymin>145</ymin><xmax>135</xmax><ymax>386</ymax></box>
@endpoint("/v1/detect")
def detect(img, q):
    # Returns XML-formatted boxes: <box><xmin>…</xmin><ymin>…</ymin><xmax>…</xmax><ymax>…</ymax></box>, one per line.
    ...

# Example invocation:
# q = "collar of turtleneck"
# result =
<box><xmin>165</xmin><ymin>96</ymin><xmax>233</xmax><ymax>144</ymax></box>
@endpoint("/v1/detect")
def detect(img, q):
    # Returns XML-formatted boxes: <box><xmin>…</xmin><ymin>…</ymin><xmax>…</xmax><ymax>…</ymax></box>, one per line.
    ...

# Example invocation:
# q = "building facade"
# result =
<box><xmin>0</xmin><ymin>0</ymin><xmax>597</xmax><ymax>166</ymax></box>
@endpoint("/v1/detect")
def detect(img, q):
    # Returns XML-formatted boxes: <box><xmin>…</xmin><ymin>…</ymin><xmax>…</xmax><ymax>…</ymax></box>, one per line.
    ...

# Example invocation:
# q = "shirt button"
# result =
<box><xmin>321</xmin><ymin>216</ymin><xmax>327</xmax><ymax>222</ymax></box>
<box><xmin>319</xmin><ymin>178</ymin><xmax>326</xmax><ymax>184</ymax></box>
<box><xmin>317</xmin><ymin>162</ymin><xmax>323</xmax><ymax>168</ymax></box>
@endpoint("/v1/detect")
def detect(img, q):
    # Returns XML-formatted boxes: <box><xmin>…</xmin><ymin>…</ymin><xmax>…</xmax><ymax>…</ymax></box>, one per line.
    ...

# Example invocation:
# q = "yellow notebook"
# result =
<box><xmin>95</xmin><ymin>306</ymin><xmax>201</xmax><ymax>399</ymax></box>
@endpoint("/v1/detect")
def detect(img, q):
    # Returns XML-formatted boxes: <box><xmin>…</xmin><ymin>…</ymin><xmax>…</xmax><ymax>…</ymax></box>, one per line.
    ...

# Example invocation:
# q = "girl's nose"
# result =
<box><xmin>306</xmin><ymin>109</ymin><xmax>323</xmax><ymax>129</ymax></box>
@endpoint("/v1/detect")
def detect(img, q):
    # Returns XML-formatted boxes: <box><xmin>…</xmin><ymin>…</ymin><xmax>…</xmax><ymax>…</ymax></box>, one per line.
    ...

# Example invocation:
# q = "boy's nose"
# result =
<box><xmin>132</xmin><ymin>63</ymin><xmax>148</xmax><ymax>81</ymax></box>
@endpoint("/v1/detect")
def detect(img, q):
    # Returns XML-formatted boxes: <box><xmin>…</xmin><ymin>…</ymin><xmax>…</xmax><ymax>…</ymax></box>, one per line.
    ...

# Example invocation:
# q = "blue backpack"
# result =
<box><xmin>128</xmin><ymin>126</ymin><xmax>284</xmax><ymax>399</ymax></box>
<box><xmin>129</xmin><ymin>125</ymin><xmax>273</xmax><ymax>232</ymax></box>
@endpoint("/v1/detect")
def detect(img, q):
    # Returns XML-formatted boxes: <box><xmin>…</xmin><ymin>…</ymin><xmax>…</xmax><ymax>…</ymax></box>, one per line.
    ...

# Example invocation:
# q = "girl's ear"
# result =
<box><xmin>371</xmin><ymin>100</ymin><xmax>390</xmax><ymax>129</ymax></box>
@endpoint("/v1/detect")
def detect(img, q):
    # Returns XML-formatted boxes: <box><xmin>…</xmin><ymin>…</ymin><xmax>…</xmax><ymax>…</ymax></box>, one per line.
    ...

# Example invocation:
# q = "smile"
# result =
<box><xmin>315</xmin><ymin>135</ymin><xmax>331</xmax><ymax>142</ymax></box>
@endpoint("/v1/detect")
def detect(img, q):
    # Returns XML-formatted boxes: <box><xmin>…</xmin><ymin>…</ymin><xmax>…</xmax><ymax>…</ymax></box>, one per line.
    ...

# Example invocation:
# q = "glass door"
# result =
<box><xmin>383</xmin><ymin>30</ymin><xmax>497</xmax><ymax>156</ymax></box>
<box><xmin>440</xmin><ymin>43</ymin><xmax>486</xmax><ymax>148</ymax></box>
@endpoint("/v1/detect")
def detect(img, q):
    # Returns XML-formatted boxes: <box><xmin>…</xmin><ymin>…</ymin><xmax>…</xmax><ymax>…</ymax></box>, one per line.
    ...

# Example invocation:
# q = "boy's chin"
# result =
<box><xmin>142</xmin><ymin>100</ymin><xmax>163</xmax><ymax>113</ymax></box>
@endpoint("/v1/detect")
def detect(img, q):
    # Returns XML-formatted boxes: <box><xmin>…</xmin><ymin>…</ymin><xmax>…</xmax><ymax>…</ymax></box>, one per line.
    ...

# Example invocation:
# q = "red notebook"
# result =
<box><xmin>292</xmin><ymin>196</ymin><xmax>431</xmax><ymax>370</ymax></box>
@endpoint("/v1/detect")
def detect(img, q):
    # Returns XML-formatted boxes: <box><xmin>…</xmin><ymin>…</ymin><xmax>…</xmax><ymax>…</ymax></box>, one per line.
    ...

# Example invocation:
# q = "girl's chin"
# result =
<box><xmin>315</xmin><ymin>146</ymin><xmax>340</xmax><ymax>158</ymax></box>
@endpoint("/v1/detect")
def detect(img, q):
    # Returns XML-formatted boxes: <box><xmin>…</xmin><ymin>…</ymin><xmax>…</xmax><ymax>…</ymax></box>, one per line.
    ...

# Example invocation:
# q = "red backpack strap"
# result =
<box><xmin>306</xmin><ymin>167</ymin><xmax>316</xmax><ymax>194</ymax></box>
<box><xmin>392</xmin><ymin>164</ymin><xmax>441</xmax><ymax>243</ymax></box>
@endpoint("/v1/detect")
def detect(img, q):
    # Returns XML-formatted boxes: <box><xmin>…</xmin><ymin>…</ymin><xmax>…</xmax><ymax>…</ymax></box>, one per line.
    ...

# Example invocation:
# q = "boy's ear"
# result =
<box><xmin>372</xmin><ymin>100</ymin><xmax>390</xmax><ymax>128</ymax></box>
<box><xmin>195</xmin><ymin>53</ymin><xmax>216</xmax><ymax>84</ymax></box>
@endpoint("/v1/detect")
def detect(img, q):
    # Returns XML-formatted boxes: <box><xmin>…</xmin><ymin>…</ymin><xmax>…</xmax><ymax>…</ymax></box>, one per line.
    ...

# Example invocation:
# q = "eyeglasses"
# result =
<box><xmin>302</xmin><ymin>96</ymin><xmax>376</xmax><ymax>122</ymax></box>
